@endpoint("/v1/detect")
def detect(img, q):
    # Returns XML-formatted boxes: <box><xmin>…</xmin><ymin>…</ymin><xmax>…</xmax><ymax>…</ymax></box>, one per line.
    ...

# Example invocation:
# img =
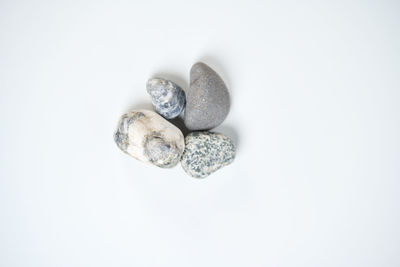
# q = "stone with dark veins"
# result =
<box><xmin>181</xmin><ymin>132</ymin><xmax>236</xmax><ymax>178</ymax></box>
<box><xmin>146</xmin><ymin>78</ymin><xmax>186</xmax><ymax>119</ymax></box>
<box><xmin>114</xmin><ymin>109</ymin><xmax>184</xmax><ymax>168</ymax></box>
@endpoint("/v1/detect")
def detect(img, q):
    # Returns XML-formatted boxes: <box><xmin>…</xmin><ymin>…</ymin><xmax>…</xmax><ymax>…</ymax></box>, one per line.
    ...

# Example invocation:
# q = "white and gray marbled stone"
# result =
<box><xmin>146</xmin><ymin>78</ymin><xmax>186</xmax><ymax>119</ymax></box>
<box><xmin>184</xmin><ymin>62</ymin><xmax>230</xmax><ymax>131</ymax></box>
<box><xmin>114</xmin><ymin>109</ymin><xmax>184</xmax><ymax>168</ymax></box>
<box><xmin>181</xmin><ymin>132</ymin><xmax>235</xmax><ymax>178</ymax></box>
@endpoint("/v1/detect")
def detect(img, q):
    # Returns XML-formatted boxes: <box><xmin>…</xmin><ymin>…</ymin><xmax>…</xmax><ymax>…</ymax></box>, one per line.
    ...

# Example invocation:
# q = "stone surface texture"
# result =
<box><xmin>184</xmin><ymin>62</ymin><xmax>230</xmax><ymax>130</ymax></box>
<box><xmin>181</xmin><ymin>132</ymin><xmax>235</xmax><ymax>178</ymax></box>
<box><xmin>114</xmin><ymin>109</ymin><xmax>184</xmax><ymax>168</ymax></box>
<box><xmin>146</xmin><ymin>78</ymin><xmax>186</xmax><ymax>119</ymax></box>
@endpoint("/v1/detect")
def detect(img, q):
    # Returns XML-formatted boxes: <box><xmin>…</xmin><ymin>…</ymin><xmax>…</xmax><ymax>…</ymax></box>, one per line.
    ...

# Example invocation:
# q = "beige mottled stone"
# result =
<box><xmin>114</xmin><ymin>109</ymin><xmax>184</xmax><ymax>168</ymax></box>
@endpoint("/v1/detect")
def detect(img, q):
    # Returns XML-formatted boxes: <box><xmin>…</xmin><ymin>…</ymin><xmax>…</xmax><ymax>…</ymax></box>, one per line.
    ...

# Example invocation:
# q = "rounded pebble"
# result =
<box><xmin>184</xmin><ymin>62</ymin><xmax>230</xmax><ymax>130</ymax></box>
<box><xmin>146</xmin><ymin>78</ymin><xmax>186</xmax><ymax>119</ymax></box>
<box><xmin>114</xmin><ymin>109</ymin><xmax>184</xmax><ymax>168</ymax></box>
<box><xmin>181</xmin><ymin>131</ymin><xmax>236</xmax><ymax>178</ymax></box>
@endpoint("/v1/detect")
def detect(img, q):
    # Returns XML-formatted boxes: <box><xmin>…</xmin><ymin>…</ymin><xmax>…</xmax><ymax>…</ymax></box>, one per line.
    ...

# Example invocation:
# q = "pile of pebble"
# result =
<box><xmin>114</xmin><ymin>62</ymin><xmax>235</xmax><ymax>178</ymax></box>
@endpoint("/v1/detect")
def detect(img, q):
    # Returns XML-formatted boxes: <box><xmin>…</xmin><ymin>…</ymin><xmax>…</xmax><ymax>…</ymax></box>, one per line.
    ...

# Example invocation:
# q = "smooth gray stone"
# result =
<box><xmin>114</xmin><ymin>109</ymin><xmax>184</xmax><ymax>168</ymax></box>
<box><xmin>184</xmin><ymin>62</ymin><xmax>230</xmax><ymax>130</ymax></box>
<box><xmin>181</xmin><ymin>132</ymin><xmax>235</xmax><ymax>178</ymax></box>
<box><xmin>146</xmin><ymin>78</ymin><xmax>186</xmax><ymax>119</ymax></box>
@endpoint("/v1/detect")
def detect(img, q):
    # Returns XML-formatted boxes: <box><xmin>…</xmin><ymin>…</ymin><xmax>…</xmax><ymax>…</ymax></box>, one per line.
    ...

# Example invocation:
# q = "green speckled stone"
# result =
<box><xmin>181</xmin><ymin>132</ymin><xmax>236</xmax><ymax>178</ymax></box>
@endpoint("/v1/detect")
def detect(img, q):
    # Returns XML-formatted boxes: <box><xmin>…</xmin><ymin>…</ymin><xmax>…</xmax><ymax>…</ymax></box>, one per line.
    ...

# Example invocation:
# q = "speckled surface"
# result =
<box><xmin>184</xmin><ymin>62</ymin><xmax>230</xmax><ymax>130</ymax></box>
<box><xmin>146</xmin><ymin>78</ymin><xmax>186</xmax><ymax>119</ymax></box>
<box><xmin>114</xmin><ymin>109</ymin><xmax>184</xmax><ymax>168</ymax></box>
<box><xmin>181</xmin><ymin>132</ymin><xmax>235</xmax><ymax>178</ymax></box>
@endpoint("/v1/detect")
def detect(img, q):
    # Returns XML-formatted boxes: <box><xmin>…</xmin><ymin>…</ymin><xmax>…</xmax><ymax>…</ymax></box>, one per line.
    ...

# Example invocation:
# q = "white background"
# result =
<box><xmin>1</xmin><ymin>0</ymin><xmax>399</xmax><ymax>266</ymax></box>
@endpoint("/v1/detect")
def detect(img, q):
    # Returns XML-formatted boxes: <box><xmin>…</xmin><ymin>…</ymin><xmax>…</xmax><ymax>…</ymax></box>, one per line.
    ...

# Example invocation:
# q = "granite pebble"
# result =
<box><xmin>181</xmin><ymin>132</ymin><xmax>235</xmax><ymax>178</ymax></box>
